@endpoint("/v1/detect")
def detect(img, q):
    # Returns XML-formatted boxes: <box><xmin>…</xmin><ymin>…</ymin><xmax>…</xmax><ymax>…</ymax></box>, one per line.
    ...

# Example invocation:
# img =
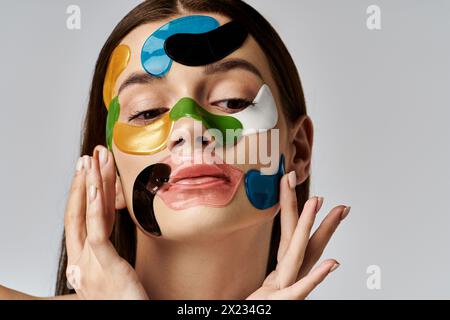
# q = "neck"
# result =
<box><xmin>135</xmin><ymin>219</ymin><xmax>274</xmax><ymax>299</ymax></box>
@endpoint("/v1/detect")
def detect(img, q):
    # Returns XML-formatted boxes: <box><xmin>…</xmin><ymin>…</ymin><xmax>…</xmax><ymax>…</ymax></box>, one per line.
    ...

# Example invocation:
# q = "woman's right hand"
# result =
<box><xmin>64</xmin><ymin>145</ymin><xmax>148</xmax><ymax>300</ymax></box>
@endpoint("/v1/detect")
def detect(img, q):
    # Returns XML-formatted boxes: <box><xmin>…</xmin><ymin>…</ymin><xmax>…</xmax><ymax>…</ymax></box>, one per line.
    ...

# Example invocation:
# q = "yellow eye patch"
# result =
<box><xmin>113</xmin><ymin>113</ymin><xmax>174</xmax><ymax>155</ymax></box>
<box><xmin>103</xmin><ymin>44</ymin><xmax>131</xmax><ymax>109</ymax></box>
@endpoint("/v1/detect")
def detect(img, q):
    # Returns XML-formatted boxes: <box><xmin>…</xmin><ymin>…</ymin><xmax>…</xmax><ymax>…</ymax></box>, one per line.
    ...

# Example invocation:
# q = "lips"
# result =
<box><xmin>156</xmin><ymin>155</ymin><xmax>244</xmax><ymax>210</ymax></box>
<box><xmin>169</xmin><ymin>163</ymin><xmax>229</xmax><ymax>187</ymax></box>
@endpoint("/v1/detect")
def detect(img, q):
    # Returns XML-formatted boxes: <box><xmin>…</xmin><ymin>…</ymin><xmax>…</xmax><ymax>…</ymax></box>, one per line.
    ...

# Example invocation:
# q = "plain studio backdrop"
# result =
<box><xmin>0</xmin><ymin>0</ymin><xmax>449</xmax><ymax>299</ymax></box>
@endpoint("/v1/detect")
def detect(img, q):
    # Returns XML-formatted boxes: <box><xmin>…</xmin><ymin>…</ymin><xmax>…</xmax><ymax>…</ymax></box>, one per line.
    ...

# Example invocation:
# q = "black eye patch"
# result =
<box><xmin>164</xmin><ymin>20</ymin><xmax>248</xmax><ymax>67</ymax></box>
<box><xmin>132</xmin><ymin>163</ymin><xmax>171</xmax><ymax>236</ymax></box>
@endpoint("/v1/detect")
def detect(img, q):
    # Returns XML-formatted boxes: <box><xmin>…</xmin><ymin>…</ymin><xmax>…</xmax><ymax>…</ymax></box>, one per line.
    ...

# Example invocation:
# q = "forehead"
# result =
<box><xmin>112</xmin><ymin>13</ymin><xmax>272</xmax><ymax>93</ymax></box>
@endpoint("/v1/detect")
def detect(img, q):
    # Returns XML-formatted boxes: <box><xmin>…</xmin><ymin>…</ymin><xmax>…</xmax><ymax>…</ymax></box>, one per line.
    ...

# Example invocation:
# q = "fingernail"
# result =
<box><xmin>99</xmin><ymin>148</ymin><xmax>108</xmax><ymax>166</ymax></box>
<box><xmin>75</xmin><ymin>157</ymin><xmax>84</xmax><ymax>172</ymax></box>
<box><xmin>341</xmin><ymin>206</ymin><xmax>351</xmax><ymax>221</ymax></box>
<box><xmin>329</xmin><ymin>262</ymin><xmax>340</xmax><ymax>273</ymax></box>
<box><xmin>315</xmin><ymin>196</ymin><xmax>324</xmax><ymax>212</ymax></box>
<box><xmin>89</xmin><ymin>185</ymin><xmax>97</xmax><ymax>202</ymax></box>
<box><xmin>287</xmin><ymin>171</ymin><xmax>297</xmax><ymax>189</ymax></box>
<box><xmin>83</xmin><ymin>156</ymin><xmax>91</xmax><ymax>170</ymax></box>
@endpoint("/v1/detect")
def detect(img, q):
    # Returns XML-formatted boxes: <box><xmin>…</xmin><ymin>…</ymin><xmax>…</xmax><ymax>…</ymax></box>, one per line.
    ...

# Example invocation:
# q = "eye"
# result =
<box><xmin>128</xmin><ymin>107</ymin><xmax>169</xmax><ymax>125</ymax></box>
<box><xmin>211</xmin><ymin>98</ymin><xmax>255</xmax><ymax>113</ymax></box>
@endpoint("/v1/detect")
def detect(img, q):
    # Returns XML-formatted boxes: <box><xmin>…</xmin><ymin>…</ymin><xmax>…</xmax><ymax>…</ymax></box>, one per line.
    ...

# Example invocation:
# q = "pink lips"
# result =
<box><xmin>156</xmin><ymin>155</ymin><xmax>244</xmax><ymax>210</ymax></box>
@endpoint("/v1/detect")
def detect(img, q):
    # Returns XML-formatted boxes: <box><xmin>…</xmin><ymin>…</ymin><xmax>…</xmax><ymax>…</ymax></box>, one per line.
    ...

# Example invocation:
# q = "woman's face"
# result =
<box><xmin>108</xmin><ymin>13</ymin><xmax>294</xmax><ymax>241</ymax></box>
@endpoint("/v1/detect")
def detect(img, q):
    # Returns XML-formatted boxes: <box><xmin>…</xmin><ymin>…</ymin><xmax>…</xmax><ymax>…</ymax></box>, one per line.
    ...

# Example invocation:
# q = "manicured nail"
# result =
<box><xmin>316</xmin><ymin>196</ymin><xmax>324</xmax><ymax>213</ymax></box>
<box><xmin>99</xmin><ymin>148</ymin><xmax>108</xmax><ymax>166</ymax></box>
<box><xmin>287</xmin><ymin>171</ymin><xmax>297</xmax><ymax>189</ymax></box>
<box><xmin>89</xmin><ymin>185</ymin><xmax>97</xmax><ymax>202</ymax></box>
<box><xmin>83</xmin><ymin>156</ymin><xmax>91</xmax><ymax>170</ymax></box>
<box><xmin>341</xmin><ymin>206</ymin><xmax>351</xmax><ymax>221</ymax></box>
<box><xmin>75</xmin><ymin>157</ymin><xmax>84</xmax><ymax>172</ymax></box>
<box><xmin>329</xmin><ymin>262</ymin><xmax>340</xmax><ymax>273</ymax></box>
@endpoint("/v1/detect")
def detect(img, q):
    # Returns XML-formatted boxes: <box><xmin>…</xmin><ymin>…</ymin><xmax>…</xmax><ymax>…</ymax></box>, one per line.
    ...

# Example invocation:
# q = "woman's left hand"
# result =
<box><xmin>246</xmin><ymin>172</ymin><xmax>350</xmax><ymax>300</ymax></box>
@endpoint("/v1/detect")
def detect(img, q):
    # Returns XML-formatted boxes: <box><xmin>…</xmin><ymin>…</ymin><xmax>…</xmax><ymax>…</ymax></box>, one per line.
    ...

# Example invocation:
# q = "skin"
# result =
<box><xmin>0</xmin><ymin>12</ymin><xmax>351</xmax><ymax>300</ymax></box>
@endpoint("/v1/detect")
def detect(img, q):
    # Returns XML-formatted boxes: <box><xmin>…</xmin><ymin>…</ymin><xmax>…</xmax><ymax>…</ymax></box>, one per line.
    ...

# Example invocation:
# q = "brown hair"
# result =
<box><xmin>56</xmin><ymin>0</ymin><xmax>309</xmax><ymax>295</ymax></box>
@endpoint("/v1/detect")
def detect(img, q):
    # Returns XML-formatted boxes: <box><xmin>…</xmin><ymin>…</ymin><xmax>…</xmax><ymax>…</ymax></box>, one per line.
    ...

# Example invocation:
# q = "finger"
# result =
<box><xmin>64</xmin><ymin>157</ymin><xmax>87</xmax><ymax>265</ymax></box>
<box><xmin>277</xmin><ymin>172</ymin><xmax>298</xmax><ymax>262</ymax></box>
<box><xmin>278</xmin><ymin>172</ymin><xmax>324</xmax><ymax>262</ymax></box>
<box><xmin>297</xmin><ymin>205</ymin><xmax>350</xmax><ymax>279</ymax></box>
<box><xmin>276</xmin><ymin>196</ymin><xmax>320</xmax><ymax>288</ymax></box>
<box><xmin>285</xmin><ymin>259</ymin><xmax>339</xmax><ymax>300</ymax></box>
<box><xmin>93</xmin><ymin>145</ymin><xmax>116</xmax><ymax>219</ymax></box>
<box><xmin>84</xmin><ymin>156</ymin><xmax>116</xmax><ymax>265</ymax></box>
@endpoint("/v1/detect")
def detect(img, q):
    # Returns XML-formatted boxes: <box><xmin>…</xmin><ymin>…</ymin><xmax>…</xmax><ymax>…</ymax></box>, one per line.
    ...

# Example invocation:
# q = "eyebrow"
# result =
<box><xmin>204</xmin><ymin>58</ymin><xmax>263</xmax><ymax>79</ymax></box>
<box><xmin>117</xmin><ymin>58</ymin><xmax>263</xmax><ymax>95</ymax></box>
<box><xmin>118</xmin><ymin>72</ymin><xmax>157</xmax><ymax>96</ymax></box>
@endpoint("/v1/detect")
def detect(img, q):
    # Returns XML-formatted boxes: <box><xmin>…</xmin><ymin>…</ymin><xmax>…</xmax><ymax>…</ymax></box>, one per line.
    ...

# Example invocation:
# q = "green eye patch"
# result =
<box><xmin>106</xmin><ymin>96</ymin><xmax>121</xmax><ymax>150</ymax></box>
<box><xmin>169</xmin><ymin>97</ymin><xmax>243</xmax><ymax>145</ymax></box>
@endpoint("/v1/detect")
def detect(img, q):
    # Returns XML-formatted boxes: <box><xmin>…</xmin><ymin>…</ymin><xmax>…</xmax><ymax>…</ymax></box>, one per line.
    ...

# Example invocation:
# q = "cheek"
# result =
<box><xmin>229</xmin><ymin>133</ymin><xmax>285</xmax><ymax>211</ymax></box>
<box><xmin>230</xmin><ymin>129</ymin><xmax>283</xmax><ymax>173</ymax></box>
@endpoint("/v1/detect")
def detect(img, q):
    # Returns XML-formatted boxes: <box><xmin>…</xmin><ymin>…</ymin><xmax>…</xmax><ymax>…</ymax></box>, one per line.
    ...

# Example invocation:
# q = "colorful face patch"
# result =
<box><xmin>113</xmin><ymin>113</ymin><xmax>174</xmax><ymax>155</ymax></box>
<box><xmin>245</xmin><ymin>154</ymin><xmax>285</xmax><ymax>210</ymax></box>
<box><xmin>106</xmin><ymin>96</ymin><xmax>120</xmax><ymax>150</ymax></box>
<box><xmin>231</xmin><ymin>84</ymin><xmax>278</xmax><ymax>136</ymax></box>
<box><xmin>109</xmin><ymin>84</ymin><xmax>278</xmax><ymax>155</ymax></box>
<box><xmin>103</xmin><ymin>45</ymin><xmax>131</xmax><ymax>109</ymax></box>
<box><xmin>164</xmin><ymin>20</ymin><xmax>248</xmax><ymax>67</ymax></box>
<box><xmin>141</xmin><ymin>15</ymin><xmax>219</xmax><ymax>77</ymax></box>
<box><xmin>169</xmin><ymin>97</ymin><xmax>243</xmax><ymax>146</ymax></box>
<box><xmin>133</xmin><ymin>163</ymin><xmax>171</xmax><ymax>236</ymax></box>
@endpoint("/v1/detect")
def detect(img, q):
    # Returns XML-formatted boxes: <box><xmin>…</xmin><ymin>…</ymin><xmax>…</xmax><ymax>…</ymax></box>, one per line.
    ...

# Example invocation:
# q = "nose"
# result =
<box><xmin>168</xmin><ymin>117</ymin><xmax>215</xmax><ymax>156</ymax></box>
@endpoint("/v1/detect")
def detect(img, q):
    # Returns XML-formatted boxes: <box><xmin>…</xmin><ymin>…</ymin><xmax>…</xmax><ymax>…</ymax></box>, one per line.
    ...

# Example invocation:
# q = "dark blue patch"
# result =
<box><xmin>245</xmin><ymin>155</ymin><xmax>285</xmax><ymax>210</ymax></box>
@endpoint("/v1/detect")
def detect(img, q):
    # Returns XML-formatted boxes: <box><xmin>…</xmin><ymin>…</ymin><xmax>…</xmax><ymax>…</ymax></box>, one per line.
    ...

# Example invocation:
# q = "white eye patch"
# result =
<box><xmin>232</xmin><ymin>84</ymin><xmax>279</xmax><ymax>136</ymax></box>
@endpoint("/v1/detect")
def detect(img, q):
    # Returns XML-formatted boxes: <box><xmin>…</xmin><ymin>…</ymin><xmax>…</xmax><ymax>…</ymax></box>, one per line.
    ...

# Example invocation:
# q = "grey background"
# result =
<box><xmin>0</xmin><ymin>0</ymin><xmax>449</xmax><ymax>299</ymax></box>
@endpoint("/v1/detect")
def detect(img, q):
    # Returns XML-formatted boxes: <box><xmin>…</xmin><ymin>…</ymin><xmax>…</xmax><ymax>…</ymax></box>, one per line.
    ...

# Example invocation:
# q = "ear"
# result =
<box><xmin>287</xmin><ymin>115</ymin><xmax>314</xmax><ymax>185</ymax></box>
<box><xmin>115</xmin><ymin>175</ymin><xmax>127</xmax><ymax>210</ymax></box>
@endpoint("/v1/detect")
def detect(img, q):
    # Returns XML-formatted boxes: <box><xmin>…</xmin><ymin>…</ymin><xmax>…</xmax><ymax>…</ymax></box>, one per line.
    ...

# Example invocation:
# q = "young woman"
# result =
<box><xmin>0</xmin><ymin>0</ymin><xmax>350</xmax><ymax>300</ymax></box>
